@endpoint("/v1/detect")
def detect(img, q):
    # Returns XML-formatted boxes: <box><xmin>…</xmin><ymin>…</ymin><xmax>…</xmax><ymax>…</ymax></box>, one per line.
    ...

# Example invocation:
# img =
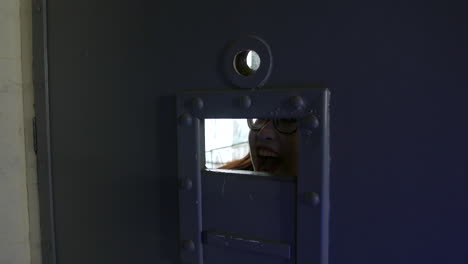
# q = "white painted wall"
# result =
<box><xmin>0</xmin><ymin>0</ymin><xmax>41</xmax><ymax>263</ymax></box>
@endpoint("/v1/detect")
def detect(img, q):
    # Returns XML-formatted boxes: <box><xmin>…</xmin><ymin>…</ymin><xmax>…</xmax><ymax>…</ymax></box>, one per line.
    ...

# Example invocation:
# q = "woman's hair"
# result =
<box><xmin>218</xmin><ymin>153</ymin><xmax>254</xmax><ymax>170</ymax></box>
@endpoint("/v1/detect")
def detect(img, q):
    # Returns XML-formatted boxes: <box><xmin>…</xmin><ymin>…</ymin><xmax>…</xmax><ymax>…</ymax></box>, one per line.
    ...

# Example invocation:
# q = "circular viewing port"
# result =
<box><xmin>234</xmin><ymin>50</ymin><xmax>261</xmax><ymax>76</ymax></box>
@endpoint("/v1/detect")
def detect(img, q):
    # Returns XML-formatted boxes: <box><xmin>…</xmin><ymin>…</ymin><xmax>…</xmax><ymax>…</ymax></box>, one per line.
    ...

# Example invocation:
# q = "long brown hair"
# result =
<box><xmin>218</xmin><ymin>153</ymin><xmax>254</xmax><ymax>170</ymax></box>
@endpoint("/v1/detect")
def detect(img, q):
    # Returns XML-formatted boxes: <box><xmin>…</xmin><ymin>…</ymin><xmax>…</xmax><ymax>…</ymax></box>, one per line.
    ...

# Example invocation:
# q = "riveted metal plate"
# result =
<box><xmin>176</xmin><ymin>87</ymin><xmax>330</xmax><ymax>264</ymax></box>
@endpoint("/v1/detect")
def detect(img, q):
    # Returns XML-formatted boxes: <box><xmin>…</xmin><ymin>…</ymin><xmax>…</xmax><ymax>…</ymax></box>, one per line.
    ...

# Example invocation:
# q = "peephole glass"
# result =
<box><xmin>233</xmin><ymin>50</ymin><xmax>261</xmax><ymax>76</ymax></box>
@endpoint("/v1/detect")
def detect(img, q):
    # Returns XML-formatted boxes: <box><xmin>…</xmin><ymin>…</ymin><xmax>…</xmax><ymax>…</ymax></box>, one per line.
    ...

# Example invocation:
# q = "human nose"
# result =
<box><xmin>257</xmin><ymin>120</ymin><xmax>276</xmax><ymax>141</ymax></box>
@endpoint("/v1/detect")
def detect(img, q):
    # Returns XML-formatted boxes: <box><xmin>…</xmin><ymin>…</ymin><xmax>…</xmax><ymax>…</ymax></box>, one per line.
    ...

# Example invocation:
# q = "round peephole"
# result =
<box><xmin>234</xmin><ymin>50</ymin><xmax>261</xmax><ymax>76</ymax></box>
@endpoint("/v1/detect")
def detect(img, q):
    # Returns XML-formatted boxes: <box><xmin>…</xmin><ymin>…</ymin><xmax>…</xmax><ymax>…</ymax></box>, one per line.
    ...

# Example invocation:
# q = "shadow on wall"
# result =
<box><xmin>156</xmin><ymin>95</ymin><xmax>179</xmax><ymax>263</ymax></box>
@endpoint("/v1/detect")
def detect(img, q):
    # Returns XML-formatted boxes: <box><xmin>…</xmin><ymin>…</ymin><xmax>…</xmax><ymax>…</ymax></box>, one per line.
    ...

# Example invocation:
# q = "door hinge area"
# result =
<box><xmin>33</xmin><ymin>117</ymin><xmax>38</xmax><ymax>154</ymax></box>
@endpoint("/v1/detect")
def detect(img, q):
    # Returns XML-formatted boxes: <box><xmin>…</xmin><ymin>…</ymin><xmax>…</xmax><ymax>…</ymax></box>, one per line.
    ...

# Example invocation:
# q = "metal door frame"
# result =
<box><xmin>176</xmin><ymin>88</ymin><xmax>330</xmax><ymax>264</ymax></box>
<box><xmin>32</xmin><ymin>0</ymin><xmax>57</xmax><ymax>263</ymax></box>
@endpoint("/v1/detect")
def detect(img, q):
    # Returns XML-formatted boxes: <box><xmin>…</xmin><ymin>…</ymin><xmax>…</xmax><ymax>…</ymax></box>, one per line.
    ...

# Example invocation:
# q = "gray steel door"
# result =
<box><xmin>33</xmin><ymin>0</ymin><xmax>467</xmax><ymax>263</ymax></box>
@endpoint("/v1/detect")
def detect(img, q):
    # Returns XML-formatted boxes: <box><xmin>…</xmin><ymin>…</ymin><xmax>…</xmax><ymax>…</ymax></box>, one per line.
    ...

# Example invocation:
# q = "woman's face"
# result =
<box><xmin>248</xmin><ymin>119</ymin><xmax>298</xmax><ymax>177</ymax></box>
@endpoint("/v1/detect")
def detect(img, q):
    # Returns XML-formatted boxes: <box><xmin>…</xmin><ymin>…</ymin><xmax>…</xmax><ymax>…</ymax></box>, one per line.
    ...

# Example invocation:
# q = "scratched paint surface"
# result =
<box><xmin>201</xmin><ymin>170</ymin><xmax>296</xmax><ymax>263</ymax></box>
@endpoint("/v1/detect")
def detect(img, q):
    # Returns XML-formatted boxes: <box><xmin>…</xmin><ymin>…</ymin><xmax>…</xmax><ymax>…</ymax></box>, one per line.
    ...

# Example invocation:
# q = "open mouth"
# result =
<box><xmin>256</xmin><ymin>148</ymin><xmax>281</xmax><ymax>173</ymax></box>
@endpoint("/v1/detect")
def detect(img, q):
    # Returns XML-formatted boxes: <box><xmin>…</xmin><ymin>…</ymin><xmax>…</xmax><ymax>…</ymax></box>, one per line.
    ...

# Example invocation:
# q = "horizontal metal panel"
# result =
<box><xmin>176</xmin><ymin>88</ymin><xmax>327</xmax><ymax>119</ymax></box>
<box><xmin>201</xmin><ymin>169</ymin><xmax>296</xmax><ymax>243</ymax></box>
